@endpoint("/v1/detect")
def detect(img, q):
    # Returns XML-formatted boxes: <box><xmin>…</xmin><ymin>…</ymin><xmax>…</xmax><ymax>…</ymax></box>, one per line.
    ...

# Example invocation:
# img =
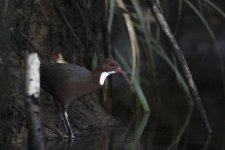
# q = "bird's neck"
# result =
<box><xmin>99</xmin><ymin>71</ymin><xmax>116</xmax><ymax>85</ymax></box>
<box><xmin>92</xmin><ymin>70</ymin><xmax>116</xmax><ymax>86</ymax></box>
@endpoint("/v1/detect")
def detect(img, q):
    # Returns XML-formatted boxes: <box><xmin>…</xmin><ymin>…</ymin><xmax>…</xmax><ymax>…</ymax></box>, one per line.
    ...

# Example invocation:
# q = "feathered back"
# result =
<box><xmin>41</xmin><ymin>63</ymin><xmax>90</xmax><ymax>94</ymax></box>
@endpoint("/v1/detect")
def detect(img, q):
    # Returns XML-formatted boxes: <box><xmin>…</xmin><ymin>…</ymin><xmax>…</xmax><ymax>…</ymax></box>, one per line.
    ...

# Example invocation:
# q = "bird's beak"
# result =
<box><xmin>116</xmin><ymin>67</ymin><xmax>125</xmax><ymax>74</ymax></box>
<box><xmin>116</xmin><ymin>67</ymin><xmax>131</xmax><ymax>76</ymax></box>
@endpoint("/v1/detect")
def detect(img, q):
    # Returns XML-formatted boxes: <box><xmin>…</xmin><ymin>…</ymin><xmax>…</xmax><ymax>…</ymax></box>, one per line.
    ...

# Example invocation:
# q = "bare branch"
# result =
<box><xmin>146</xmin><ymin>0</ymin><xmax>212</xmax><ymax>133</ymax></box>
<box><xmin>25</xmin><ymin>53</ymin><xmax>45</xmax><ymax>150</ymax></box>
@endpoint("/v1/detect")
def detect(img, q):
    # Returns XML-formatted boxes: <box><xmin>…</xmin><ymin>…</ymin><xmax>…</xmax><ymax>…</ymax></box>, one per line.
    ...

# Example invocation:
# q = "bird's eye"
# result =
<box><xmin>109</xmin><ymin>63</ymin><xmax>114</xmax><ymax>66</ymax></box>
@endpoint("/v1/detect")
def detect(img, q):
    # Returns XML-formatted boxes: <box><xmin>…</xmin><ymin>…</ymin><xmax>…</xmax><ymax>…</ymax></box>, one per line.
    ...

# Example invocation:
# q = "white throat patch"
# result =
<box><xmin>99</xmin><ymin>71</ymin><xmax>116</xmax><ymax>85</ymax></box>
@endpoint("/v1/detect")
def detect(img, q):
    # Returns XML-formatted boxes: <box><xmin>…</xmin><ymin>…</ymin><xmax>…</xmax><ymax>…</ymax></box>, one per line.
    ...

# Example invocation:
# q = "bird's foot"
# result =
<box><xmin>59</xmin><ymin>133</ymin><xmax>75</xmax><ymax>140</ymax></box>
<box><xmin>68</xmin><ymin>132</ymin><xmax>75</xmax><ymax>140</ymax></box>
<box><xmin>60</xmin><ymin>134</ymin><xmax>68</xmax><ymax>139</ymax></box>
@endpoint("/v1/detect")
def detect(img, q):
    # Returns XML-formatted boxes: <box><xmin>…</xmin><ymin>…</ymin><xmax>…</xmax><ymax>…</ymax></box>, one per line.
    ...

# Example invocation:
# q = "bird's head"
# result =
<box><xmin>99</xmin><ymin>59</ymin><xmax>126</xmax><ymax>74</ymax></box>
<box><xmin>94</xmin><ymin>59</ymin><xmax>127</xmax><ymax>85</ymax></box>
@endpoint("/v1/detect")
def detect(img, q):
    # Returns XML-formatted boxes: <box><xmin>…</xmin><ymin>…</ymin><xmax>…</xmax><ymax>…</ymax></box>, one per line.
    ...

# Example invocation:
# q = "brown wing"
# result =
<box><xmin>40</xmin><ymin>63</ymin><xmax>90</xmax><ymax>95</ymax></box>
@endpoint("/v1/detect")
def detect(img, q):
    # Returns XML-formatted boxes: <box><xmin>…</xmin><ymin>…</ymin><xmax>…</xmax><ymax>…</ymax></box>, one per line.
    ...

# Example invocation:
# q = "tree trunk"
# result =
<box><xmin>0</xmin><ymin>0</ymin><xmax>117</xmax><ymax>148</ymax></box>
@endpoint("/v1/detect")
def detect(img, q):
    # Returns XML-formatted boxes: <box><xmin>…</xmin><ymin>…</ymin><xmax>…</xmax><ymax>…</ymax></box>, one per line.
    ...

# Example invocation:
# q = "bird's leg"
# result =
<box><xmin>62</xmin><ymin>107</ymin><xmax>75</xmax><ymax>139</ymax></box>
<box><xmin>52</xmin><ymin>98</ymin><xmax>70</xmax><ymax>138</ymax></box>
<box><xmin>45</xmin><ymin>98</ymin><xmax>65</xmax><ymax>137</ymax></box>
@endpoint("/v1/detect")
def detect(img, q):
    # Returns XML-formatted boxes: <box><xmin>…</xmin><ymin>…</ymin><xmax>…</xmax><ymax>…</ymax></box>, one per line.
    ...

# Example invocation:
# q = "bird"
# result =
<box><xmin>40</xmin><ymin>59</ymin><xmax>127</xmax><ymax>139</ymax></box>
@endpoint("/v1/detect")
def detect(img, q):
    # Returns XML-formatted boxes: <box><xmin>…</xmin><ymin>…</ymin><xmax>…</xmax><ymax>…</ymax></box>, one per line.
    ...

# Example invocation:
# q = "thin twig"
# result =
<box><xmin>72</xmin><ymin>1</ymin><xmax>100</xmax><ymax>50</ymax></box>
<box><xmin>51</xmin><ymin>0</ymin><xmax>86</xmax><ymax>51</ymax></box>
<box><xmin>4</xmin><ymin>0</ymin><xmax>9</xmax><ymax>13</ymax></box>
<box><xmin>146</xmin><ymin>0</ymin><xmax>212</xmax><ymax>133</ymax></box>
